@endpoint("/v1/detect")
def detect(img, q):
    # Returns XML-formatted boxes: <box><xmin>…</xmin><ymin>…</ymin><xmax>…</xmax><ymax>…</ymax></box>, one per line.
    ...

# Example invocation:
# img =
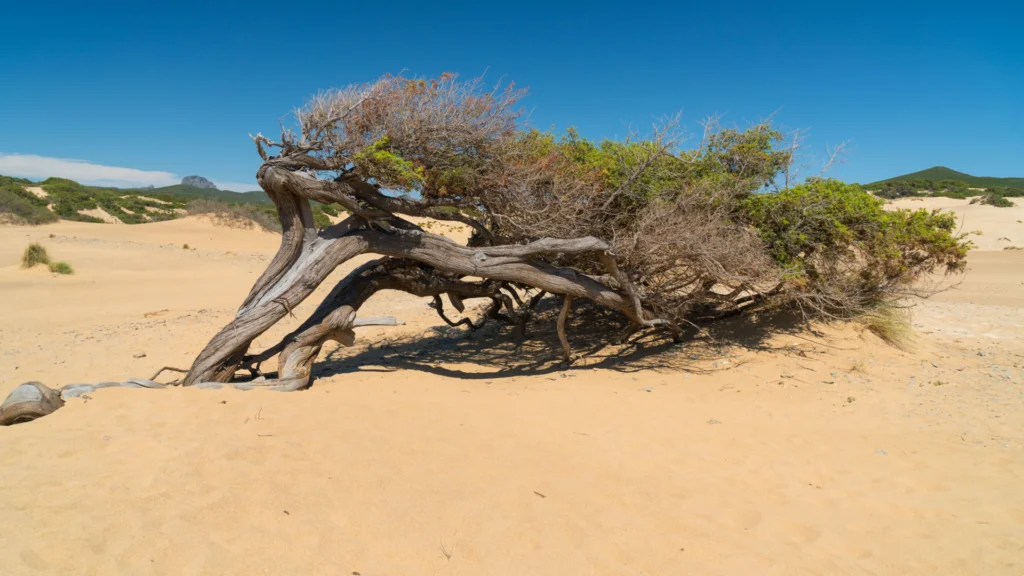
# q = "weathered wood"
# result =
<box><xmin>186</xmin><ymin>220</ymin><xmax>657</xmax><ymax>387</ymax></box>
<box><xmin>0</xmin><ymin>382</ymin><xmax>64</xmax><ymax>425</ymax></box>
<box><xmin>557</xmin><ymin>295</ymin><xmax>575</xmax><ymax>362</ymax></box>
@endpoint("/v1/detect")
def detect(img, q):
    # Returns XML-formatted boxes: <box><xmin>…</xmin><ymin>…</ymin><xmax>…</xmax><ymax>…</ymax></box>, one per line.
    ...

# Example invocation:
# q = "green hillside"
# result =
<box><xmin>147</xmin><ymin>184</ymin><xmax>272</xmax><ymax>205</ymax></box>
<box><xmin>0</xmin><ymin>174</ymin><xmax>336</xmax><ymax>228</ymax></box>
<box><xmin>868</xmin><ymin>166</ymin><xmax>1024</xmax><ymax>190</ymax></box>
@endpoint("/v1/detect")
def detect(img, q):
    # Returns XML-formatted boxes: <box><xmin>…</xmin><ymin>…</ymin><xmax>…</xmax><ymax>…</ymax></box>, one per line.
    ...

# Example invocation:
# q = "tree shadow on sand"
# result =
<box><xmin>312</xmin><ymin>297</ymin><xmax>827</xmax><ymax>383</ymax></box>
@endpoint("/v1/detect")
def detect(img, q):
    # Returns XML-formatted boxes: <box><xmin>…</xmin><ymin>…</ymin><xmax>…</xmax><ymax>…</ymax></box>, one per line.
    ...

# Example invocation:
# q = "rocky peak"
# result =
<box><xmin>182</xmin><ymin>175</ymin><xmax>217</xmax><ymax>189</ymax></box>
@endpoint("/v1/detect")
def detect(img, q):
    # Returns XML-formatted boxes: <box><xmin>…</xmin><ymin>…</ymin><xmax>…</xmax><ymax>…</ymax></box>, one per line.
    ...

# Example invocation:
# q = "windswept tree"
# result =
<box><xmin>1</xmin><ymin>73</ymin><xmax>970</xmax><ymax>424</ymax></box>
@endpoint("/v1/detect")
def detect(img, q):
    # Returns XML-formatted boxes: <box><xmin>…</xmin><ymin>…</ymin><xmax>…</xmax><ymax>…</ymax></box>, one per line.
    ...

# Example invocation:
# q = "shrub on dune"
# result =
<box><xmin>48</xmin><ymin>261</ymin><xmax>74</xmax><ymax>275</ymax></box>
<box><xmin>21</xmin><ymin>243</ymin><xmax>50</xmax><ymax>268</ymax></box>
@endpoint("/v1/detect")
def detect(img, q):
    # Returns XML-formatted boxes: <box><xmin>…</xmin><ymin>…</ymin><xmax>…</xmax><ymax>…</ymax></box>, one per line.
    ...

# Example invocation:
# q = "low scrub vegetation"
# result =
<box><xmin>47</xmin><ymin>261</ymin><xmax>74</xmax><ymax>275</ymax></box>
<box><xmin>184</xmin><ymin>198</ymin><xmax>283</xmax><ymax>231</ymax></box>
<box><xmin>971</xmin><ymin>193</ymin><xmax>1015</xmax><ymax>207</ymax></box>
<box><xmin>21</xmin><ymin>243</ymin><xmax>50</xmax><ymax>267</ymax></box>
<box><xmin>0</xmin><ymin>175</ymin><xmax>188</xmax><ymax>224</ymax></box>
<box><xmin>0</xmin><ymin>183</ymin><xmax>59</xmax><ymax>224</ymax></box>
<box><xmin>184</xmin><ymin>197</ymin><xmax>336</xmax><ymax>231</ymax></box>
<box><xmin>873</xmin><ymin>178</ymin><xmax>1022</xmax><ymax>207</ymax></box>
<box><xmin>1</xmin><ymin>172</ymin><xmax>341</xmax><ymax>232</ymax></box>
<box><xmin>41</xmin><ymin>178</ymin><xmax>185</xmax><ymax>223</ymax></box>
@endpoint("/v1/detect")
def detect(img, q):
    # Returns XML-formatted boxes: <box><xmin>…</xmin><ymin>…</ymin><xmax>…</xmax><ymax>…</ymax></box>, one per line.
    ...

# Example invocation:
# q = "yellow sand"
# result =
<box><xmin>889</xmin><ymin>196</ymin><xmax>1024</xmax><ymax>250</ymax></box>
<box><xmin>1</xmin><ymin>216</ymin><xmax>1022</xmax><ymax>575</ymax></box>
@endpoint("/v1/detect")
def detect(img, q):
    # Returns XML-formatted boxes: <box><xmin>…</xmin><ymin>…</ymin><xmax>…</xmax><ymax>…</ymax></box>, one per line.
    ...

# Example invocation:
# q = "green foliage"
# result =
<box><xmin>972</xmin><ymin>193</ymin><xmax>1014</xmax><ymax>207</ymax></box>
<box><xmin>0</xmin><ymin>184</ymin><xmax>58</xmax><ymax>224</ymax></box>
<box><xmin>994</xmin><ymin>187</ymin><xmax>1024</xmax><ymax>198</ymax></box>
<box><xmin>48</xmin><ymin>261</ymin><xmax>73</xmax><ymax>275</ymax></box>
<box><xmin>507</xmin><ymin>122</ymin><xmax>790</xmax><ymax>222</ymax></box>
<box><xmin>38</xmin><ymin>177</ymin><xmax>189</xmax><ymax>222</ymax></box>
<box><xmin>42</xmin><ymin>177</ymin><xmax>100</xmax><ymax>216</ymax></box>
<box><xmin>21</xmin><ymin>243</ymin><xmax>50</xmax><ymax>268</ymax></box>
<box><xmin>566</xmin><ymin>128</ymin><xmax>685</xmax><ymax>204</ymax></box>
<box><xmin>0</xmin><ymin>173</ymin><xmax>265</xmax><ymax>224</ymax></box>
<box><xmin>98</xmin><ymin>198</ymin><xmax>147</xmax><ymax>224</ymax></box>
<box><xmin>742</xmin><ymin>179</ymin><xmax>970</xmax><ymax>312</ymax></box>
<box><xmin>0</xmin><ymin>172</ymin><xmax>299</xmax><ymax>230</ymax></box>
<box><xmin>743</xmin><ymin>179</ymin><xmax>892</xmax><ymax>271</ymax></box>
<box><xmin>0</xmin><ymin>175</ymin><xmax>33</xmax><ymax>187</ymax></box>
<box><xmin>872</xmin><ymin>177</ymin><xmax>1016</xmax><ymax>204</ymax></box>
<box><xmin>680</xmin><ymin>124</ymin><xmax>791</xmax><ymax>192</ymax></box>
<box><xmin>873</xmin><ymin>178</ymin><xmax>971</xmax><ymax>199</ymax></box>
<box><xmin>353</xmin><ymin>136</ymin><xmax>426</xmax><ymax>190</ymax></box>
<box><xmin>873</xmin><ymin>180</ymin><xmax>916</xmax><ymax>199</ymax></box>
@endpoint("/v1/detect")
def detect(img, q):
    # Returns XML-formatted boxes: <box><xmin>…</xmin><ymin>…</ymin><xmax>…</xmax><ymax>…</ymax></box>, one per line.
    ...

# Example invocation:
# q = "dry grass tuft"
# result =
<box><xmin>21</xmin><ymin>243</ymin><xmax>50</xmax><ymax>268</ymax></box>
<box><xmin>859</xmin><ymin>304</ymin><xmax>915</xmax><ymax>350</ymax></box>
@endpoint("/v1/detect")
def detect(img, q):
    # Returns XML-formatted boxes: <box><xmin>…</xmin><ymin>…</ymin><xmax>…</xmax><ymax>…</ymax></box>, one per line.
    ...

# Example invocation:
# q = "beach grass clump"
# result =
<box><xmin>21</xmin><ymin>243</ymin><xmax>50</xmax><ymax>268</ymax></box>
<box><xmin>859</xmin><ymin>304</ymin><xmax>914</xmax><ymax>350</ymax></box>
<box><xmin>48</xmin><ymin>261</ymin><xmax>74</xmax><ymax>275</ymax></box>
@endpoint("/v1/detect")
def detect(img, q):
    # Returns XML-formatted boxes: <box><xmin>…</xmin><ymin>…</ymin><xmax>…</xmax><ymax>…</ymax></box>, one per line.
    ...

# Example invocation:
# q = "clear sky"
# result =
<box><xmin>1</xmin><ymin>0</ymin><xmax>1020</xmax><ymax>191</ymax></box>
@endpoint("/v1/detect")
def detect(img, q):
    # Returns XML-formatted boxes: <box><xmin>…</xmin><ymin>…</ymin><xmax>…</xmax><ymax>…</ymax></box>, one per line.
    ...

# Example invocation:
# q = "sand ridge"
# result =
<box><xmin>0</xmin><ymin>216</ymin><xmax>1022</xmax><ymax>575</ymax></box>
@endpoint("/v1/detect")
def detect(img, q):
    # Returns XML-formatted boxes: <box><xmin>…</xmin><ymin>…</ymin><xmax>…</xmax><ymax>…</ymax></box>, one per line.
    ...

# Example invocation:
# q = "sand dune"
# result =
<box><xmin>889</xmin><ymin>196</ymin><xmax>1024</xmax><ymax>250</ymax></box>
<box><xmin>1</xmin><ymin>216</ymin><xmax>1022</xmax><ymax>575</ymax></box>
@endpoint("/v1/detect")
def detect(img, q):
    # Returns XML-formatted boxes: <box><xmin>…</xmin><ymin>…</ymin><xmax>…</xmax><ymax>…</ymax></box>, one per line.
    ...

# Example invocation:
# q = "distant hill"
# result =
<box><xmin>868</xmin><ymin>167</ymin><xmax>1024</xmax><ymax>190</ymax></box>
<box><xmin>0</xmin><ymin>173</ymin><xmax>344</xmax><ymax>228</ymax></box>
<box><xmin>147</xmin><ymin>184</ymin><xmax>272</xmax><ymax>205</ymax></box>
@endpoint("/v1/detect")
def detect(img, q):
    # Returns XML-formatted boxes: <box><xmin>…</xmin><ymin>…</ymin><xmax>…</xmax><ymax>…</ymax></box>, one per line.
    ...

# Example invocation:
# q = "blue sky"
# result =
<box><xmin>1</xmin><ymin>0</ymin><xmax>1020</xmax><ymax>191</ymax></box>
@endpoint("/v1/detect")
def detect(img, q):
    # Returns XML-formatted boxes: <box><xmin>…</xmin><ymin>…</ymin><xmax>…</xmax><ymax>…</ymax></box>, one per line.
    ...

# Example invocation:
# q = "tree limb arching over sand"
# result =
<box><xmin>0</xmin><ymin>73</ymin><xmax>971</xmax><ymax>425</ymax></box>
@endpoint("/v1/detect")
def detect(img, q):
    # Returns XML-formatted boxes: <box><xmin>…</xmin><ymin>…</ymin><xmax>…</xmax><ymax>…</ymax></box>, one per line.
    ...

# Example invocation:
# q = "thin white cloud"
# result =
<box><xmin>0</xmin><ymin>153</ymin><xmax>259</xmax><ymax>192</ymax></box>
<box><xmin>0</xmin><ymin>154</ymin><xmax>179</xmax><ymax>188</ymax></box>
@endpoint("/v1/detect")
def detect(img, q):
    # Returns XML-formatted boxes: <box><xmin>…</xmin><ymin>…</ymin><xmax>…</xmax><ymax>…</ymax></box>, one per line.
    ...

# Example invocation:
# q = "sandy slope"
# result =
<box><xmin>889</xmin><ymin>196</ymin><xmax>1024</xmax><ymax>250</ymax></box>
<box><xmin>1</xmin><ymin>217</ymin><xmax>1022</xmax><ymax>575</ymax></box>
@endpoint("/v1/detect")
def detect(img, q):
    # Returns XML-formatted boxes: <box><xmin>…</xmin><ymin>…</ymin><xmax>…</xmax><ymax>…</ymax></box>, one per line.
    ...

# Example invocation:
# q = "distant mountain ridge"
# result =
<box><xmin>868</xmin><ymin>166</ymin><xmax>1024</xmax><ymax>190</ymax></box>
